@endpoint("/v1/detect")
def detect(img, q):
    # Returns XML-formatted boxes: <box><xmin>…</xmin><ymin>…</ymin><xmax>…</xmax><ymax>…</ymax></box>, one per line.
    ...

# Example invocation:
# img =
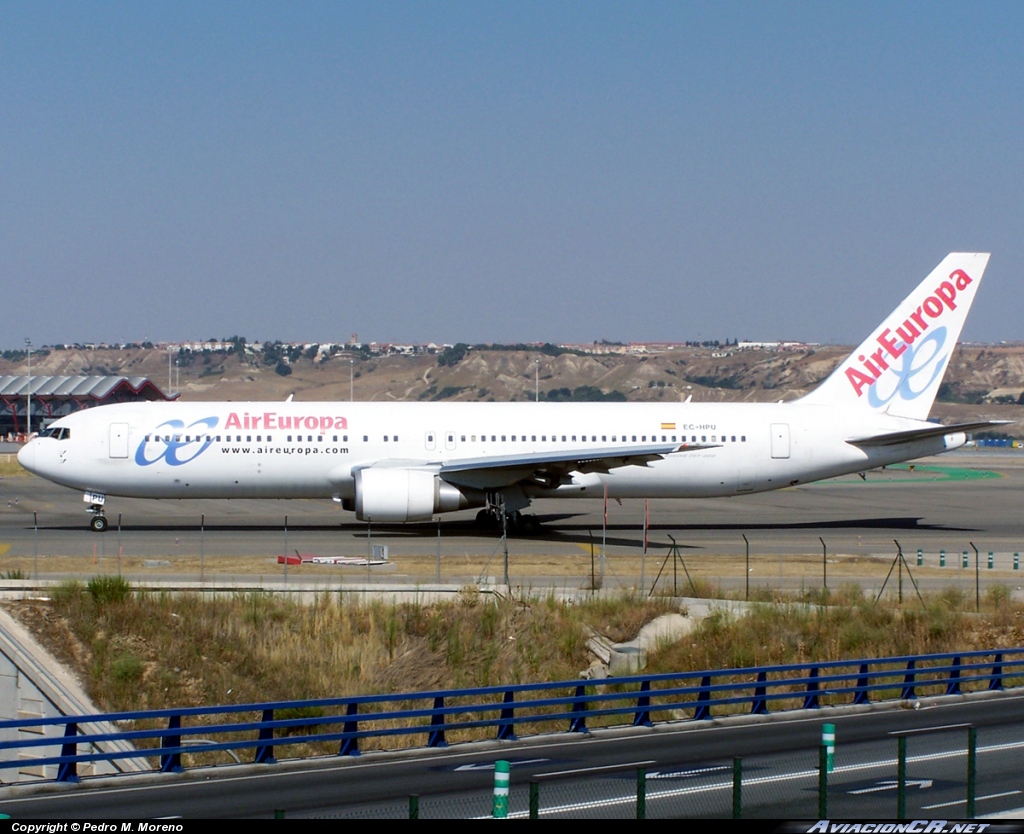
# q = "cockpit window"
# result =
<box><xmin>36</xmin><ymin>426</ymin><xmax>70</xmax><ymax>440</ymax></box>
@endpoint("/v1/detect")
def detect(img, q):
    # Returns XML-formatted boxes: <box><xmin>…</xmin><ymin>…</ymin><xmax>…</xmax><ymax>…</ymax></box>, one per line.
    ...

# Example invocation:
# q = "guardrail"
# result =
<box><xmin>1</xmin><ymin>648</ymin><xmax>1020</xmax><ymax>783</ymax></box>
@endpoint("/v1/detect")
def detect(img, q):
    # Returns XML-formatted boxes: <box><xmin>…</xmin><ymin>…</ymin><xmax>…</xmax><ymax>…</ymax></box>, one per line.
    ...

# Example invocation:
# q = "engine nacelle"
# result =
<box><xmin>353</xmin><ymin>468</ymin><xmax>483</xmax><ymax>522</ymax></box>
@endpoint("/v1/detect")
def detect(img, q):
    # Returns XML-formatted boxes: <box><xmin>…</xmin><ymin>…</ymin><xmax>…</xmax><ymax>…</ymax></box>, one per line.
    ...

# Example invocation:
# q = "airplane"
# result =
<box><xmin>18</xmin><ymin>253</ymin><xmax>1004</xmax><ymax>533</ymax></box>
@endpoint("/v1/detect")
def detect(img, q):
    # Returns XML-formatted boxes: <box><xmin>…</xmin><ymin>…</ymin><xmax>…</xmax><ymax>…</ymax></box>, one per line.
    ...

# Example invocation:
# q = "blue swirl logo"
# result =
<box><xmin>135</xmin><ymin>417</ymin><xmax>220</xmax><ymax>466</ymax></box>
<box><xmin>867</xmin><ymin>327</ymin><xmax>948</xmax><ymax>408</ymax></box>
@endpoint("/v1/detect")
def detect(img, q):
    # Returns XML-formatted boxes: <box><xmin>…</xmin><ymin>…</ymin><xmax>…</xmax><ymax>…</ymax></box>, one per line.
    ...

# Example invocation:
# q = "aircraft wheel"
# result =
<box><xmin>90</xmin><ymin>515</ymin><xmax>109</xmax><ymax>533</ymax></box>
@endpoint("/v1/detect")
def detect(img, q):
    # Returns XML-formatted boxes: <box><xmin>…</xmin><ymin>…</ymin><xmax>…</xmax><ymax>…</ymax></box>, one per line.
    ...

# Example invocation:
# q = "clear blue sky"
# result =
<box><xmin>2</xmin><ymin>2</ymin><xmax>1021</xmax><ymax>347</ymax></box>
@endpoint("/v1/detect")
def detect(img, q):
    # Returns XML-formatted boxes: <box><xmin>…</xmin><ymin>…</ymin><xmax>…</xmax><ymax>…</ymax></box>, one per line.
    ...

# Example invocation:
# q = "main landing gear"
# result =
<box><xmin>475</xmin><ymin>507</ymin><xmax>539</xmax><ymax>533</ymax></box>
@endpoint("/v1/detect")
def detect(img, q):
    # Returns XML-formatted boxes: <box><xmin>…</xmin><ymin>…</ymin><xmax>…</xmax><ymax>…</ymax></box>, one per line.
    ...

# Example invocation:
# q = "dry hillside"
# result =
<box><xmin>2</xmin><ymin>342</ymin><xmax>1022</xmax><ymax>427</ymax></box>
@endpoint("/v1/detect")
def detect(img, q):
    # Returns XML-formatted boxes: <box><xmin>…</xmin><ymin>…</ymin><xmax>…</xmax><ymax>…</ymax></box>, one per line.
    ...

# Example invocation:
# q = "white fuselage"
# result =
<box><xmin>17</xmin><ymin>399</ymin><xmax>963</xmax><ymax>507</ymax></box>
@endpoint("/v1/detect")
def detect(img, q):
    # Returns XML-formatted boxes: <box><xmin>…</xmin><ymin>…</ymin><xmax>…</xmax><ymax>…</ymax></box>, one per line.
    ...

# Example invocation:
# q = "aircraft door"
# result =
<box><xmin>109</xmin><ymin>423</ymin><xmax>130</xmax><ymax>459</ymax></box>
<box><xmin>770</xmin><ymin>423</ymin><xmax>790</xmax><ymax>459</ymax></box>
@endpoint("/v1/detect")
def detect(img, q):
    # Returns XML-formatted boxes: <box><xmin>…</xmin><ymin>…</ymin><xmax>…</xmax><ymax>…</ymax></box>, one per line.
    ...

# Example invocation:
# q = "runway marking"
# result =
<box><xmin>0</xmin><ymin>544</ymin><xmax>9</xmax><ymax>556</ymax></box>
<box><xmin>536</xmin><ymin>760</ymin><xmax>656</xmax><ymax>778</ymax></box>
<box><xmin>923</xmin><ymin>790</ymin><xmax>1022</xmax><ymax>810</ymax></box>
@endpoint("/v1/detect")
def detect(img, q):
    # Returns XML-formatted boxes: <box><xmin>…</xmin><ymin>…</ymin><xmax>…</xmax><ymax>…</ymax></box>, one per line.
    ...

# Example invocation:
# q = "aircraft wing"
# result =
<box><xmin>846</xmin><ymin>420</ymin><xmax>1012</xmax><ymax>449</ymax></box>
<box><xmin>437</xmin><ymin>441</ymin><xmax>716</xmax><ymax>490</ymax></box>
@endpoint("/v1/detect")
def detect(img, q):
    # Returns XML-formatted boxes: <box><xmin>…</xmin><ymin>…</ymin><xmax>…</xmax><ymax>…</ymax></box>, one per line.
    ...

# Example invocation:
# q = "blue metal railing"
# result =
<box><xmin>0</xmin><ymin>648</ymin><xmax>1020</xmax><ymax>783</ymax></box>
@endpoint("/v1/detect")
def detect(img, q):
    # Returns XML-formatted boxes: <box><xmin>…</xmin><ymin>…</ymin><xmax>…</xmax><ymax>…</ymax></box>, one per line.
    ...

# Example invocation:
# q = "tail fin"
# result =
<box><xmin>801</xmin><ymin>253</ymin><xmax>990</xmax><ymax>420</ymax></box>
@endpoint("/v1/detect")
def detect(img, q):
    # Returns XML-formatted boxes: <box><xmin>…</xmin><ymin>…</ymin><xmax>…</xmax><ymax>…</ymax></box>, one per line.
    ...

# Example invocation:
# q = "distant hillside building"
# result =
<box><xmin>0</xmin><ymin>376</ymin><xmax>176</xmax><ymax>440</ymax></box>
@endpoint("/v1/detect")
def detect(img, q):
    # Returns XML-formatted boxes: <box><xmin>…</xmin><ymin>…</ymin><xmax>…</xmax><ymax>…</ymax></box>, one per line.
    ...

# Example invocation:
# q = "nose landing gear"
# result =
<box><xmin>84</xmin><ymin>491</ymin><xmax>108</xmax><ymax>532</ymax></box>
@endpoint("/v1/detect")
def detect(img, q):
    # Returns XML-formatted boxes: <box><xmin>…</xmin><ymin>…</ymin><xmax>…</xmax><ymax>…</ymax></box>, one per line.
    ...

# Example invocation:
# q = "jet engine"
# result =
<box><xmin>352</xmin><ymin>468</ymin><xmax>483</xmax><ymax>522</ymax></box>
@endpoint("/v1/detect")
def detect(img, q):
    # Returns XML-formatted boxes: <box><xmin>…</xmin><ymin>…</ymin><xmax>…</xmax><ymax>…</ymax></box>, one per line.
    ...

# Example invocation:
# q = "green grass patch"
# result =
<box><xmin>0</xmin><ymin>456</ymin><xmax>29</xmax><ymax>477</ymax></box>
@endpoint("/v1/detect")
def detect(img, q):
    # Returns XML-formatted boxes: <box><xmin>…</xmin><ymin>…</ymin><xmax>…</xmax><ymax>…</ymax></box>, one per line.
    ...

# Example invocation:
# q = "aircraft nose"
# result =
<box><xmin>16</xmin><ymin>440</ymin><xmax>36</xmax><ymax>474</ymax></box>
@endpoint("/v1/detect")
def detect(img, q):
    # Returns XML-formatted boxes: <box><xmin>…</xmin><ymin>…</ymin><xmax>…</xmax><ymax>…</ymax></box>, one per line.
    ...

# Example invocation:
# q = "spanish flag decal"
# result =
<box><xmin>661</xmin><ymin>422</ymin><xmax>676</xmax><ymax>430</ymax></box>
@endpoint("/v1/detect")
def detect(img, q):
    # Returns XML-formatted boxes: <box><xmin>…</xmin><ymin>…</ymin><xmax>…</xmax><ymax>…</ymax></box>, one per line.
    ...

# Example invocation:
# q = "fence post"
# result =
<box><xmin>694</xmin><ymin>675</ymin><xmax>713</xmax><ymax>720</ymax></box>
<box><xmin>988</xmin><ymin>551</ymin><xmax>994</xmax><ymax>570</ymax></box>
<box><xmin>853</xmin><ymin>664</ymin><xmax>870</xmax><ymax>705</ymax></box>
<box><xmin>493</xmin><ymin>760</ymin><xmax>509</xmax><ymax>819</ymax></box>
<box><xmin>498</xmin><ymin>689</ymin><xmax>517</xmax><ymax>740</ymax></box>
<box><xmin>940</xmin><ymin>549</ymin><xmax>945</xmax><ymax>567</ymax></box>
<box><xmin>409</xmin><ymin>795</ymin><xmax>419</xmax><ymax>820</ymax></box>
<box><xmin>160</xmin><ymin>714</ymin><xmax>183</xmax><ymax>774</ymax></box>
<box><xmin>900</xmin><ymin>660</ymin><xmax>917</xmax><ymax>701</ymax></box>
<box><xmin>946</xmin><ymin>656</ymin><xmax>962</xmax><ymax>695</ymax></box>
<box><xmin>634</xmin><ymin>679</ymin><xmax>653</xmax><ymax>727</ymax></box>
<box><xmin>530</xmin><ymin>781</ymin><xmax>540</xmax><ymax>820</ymax></box>
<box><xmin>732</xmin><ymin>757</ymin><xmax>742</xmax><ymax>819</ymax></box>
<box><xmin>1015</xmin><ymin>552</ymin><xmax>1020</xmax><ymax>571</ymax></box>
<box><xmin>340</xmin><ymin>701</ymin><xmax>360</xmax><ymax>757</ymax></box>
<box><xmin>254</xmin><ymin>708</ymin><xmax>276</xmax><ymax>764</ymax></box>
<box><xmin>966</xmin><ymin>726</ymin><xmax>977</xmax><ymax>819</ymax></box>
<box><xmin>428</xmin><ymin>696</ymin><xmax>448</xmax><ymax>747</ymax></box>
<box><xmin>822</xmin><ymin>723</ymin><xmax>835</xmax><ymax>772</ymax></box>
<box><xmin>56</xmin><ymin>722</ymin><xmax>80</xmax><ymax>784</ymax></box>
<box><xmin>750</xmin><ymin>670</ymin><xmax>768</xmax><ymax>715</ymax></box>
<box><xmin>817</xmin><ymin>744</ymin><xmax>828</xmax><ymax>818</ymax></box>
<box><xmin>989</xmin><ymin>653</ymin><xmax>1005</xmax><ymax>691</ymax></box>
<box><xmin>636</xmin><ymin>767</ymin><xmax>646</xmax><ymax>820</ymax></box>
<box><xmin>897</xmin><ymin>735</ymin><xmax>907</xmax><ymax>820</ymax></box>
<box><xmin>803</xmin><ymin>667</ymin><xmax>820</xmax><ymax>709</ymax></box>
<box><xmin>569</xmin><ymin>684</ymin><xmax>588</xmax><ymax>733</ymax></box>
<box><xmin>917</xmin><ymin>548</ymin><xmax>923</xmax><ymax>567</ymax></box>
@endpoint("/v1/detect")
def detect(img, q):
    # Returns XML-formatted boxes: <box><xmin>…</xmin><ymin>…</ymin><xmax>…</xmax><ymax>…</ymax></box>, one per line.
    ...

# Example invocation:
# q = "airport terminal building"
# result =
<box><xmin>0</xmin><ymin>376</ymin><xmax>175</xmax><ymax>440</ymax></box>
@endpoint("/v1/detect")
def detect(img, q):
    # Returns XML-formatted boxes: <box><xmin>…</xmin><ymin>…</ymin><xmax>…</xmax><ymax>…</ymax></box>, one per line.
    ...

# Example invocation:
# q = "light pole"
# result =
<box><xmin>25</xmin><ymin>338</ymin><xmax>32</xmax><ymax>436</ymax></box>
<box><xmin>535</xmin><ymin>358</ymin><xmax>539</xmax><ymax>402</ymax></box>
<box><xmin>350</xmin><ymin>357</ymin><xmax>354</xmax><ymax>401</ymax></box>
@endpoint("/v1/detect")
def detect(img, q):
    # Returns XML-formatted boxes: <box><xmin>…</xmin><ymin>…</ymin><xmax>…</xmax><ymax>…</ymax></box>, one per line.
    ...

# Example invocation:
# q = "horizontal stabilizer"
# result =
<box><xmin>847</xmin><ymin>420</ymin><xmax>1012</xmax><ymax>448</ymax></box>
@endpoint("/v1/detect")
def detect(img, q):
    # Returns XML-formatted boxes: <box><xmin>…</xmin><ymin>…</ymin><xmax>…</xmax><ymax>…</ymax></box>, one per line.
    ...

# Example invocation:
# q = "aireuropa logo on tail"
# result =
<box><xmin>845</xmin><ymin>269</ymin><xmax>974</xmax><ymax>405</ymax></box>
<box><xmin>135</xmin><ymin>417</ymin><xmax>219</xmax><ymax>466</ymax></box>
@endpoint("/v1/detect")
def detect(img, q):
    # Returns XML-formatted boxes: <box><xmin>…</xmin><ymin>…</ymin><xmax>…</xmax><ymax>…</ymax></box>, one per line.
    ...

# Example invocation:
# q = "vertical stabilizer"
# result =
<box><xmin>801</xmin><ymin>253</ymin><xmax>990</xmax><ymax>421</ymax></box>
